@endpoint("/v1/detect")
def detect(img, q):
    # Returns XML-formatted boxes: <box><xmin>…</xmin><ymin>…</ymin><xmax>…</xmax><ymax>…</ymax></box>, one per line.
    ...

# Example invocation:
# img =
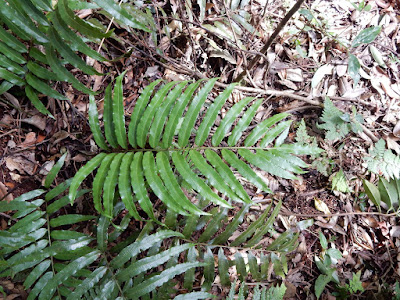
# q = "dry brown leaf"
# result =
<box><xmin>19</xmin><ymin>132</ymin><xmax>37</xmax><ymax>148</ymax></box>
<box><xmin>0</xmin><ymin>181</ymin><xmax>13</xmax><ymax>202</ymax></box>
<box><xmin>314</xmin><ymin>198</ymin><xmax>331</xmax><ymax>214</ymax></box>
<box><xmin>20</xmin><ymin>115</ymin><xmax>46</xmax><ymax>131</ymax></box>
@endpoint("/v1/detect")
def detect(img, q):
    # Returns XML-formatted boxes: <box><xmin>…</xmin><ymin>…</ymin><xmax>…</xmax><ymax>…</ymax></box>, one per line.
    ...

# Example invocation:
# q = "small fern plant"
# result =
<box><xmin>1</xmin><ymin>153</ymin><xmax>299</xmax><ymax>299</ymax></box>
<box><xmin>0</xmin><ymin>0</ymin><xmax>149</xmax><ymax>117</ymax></box>
<box><xmin>68</xmin><ymin>76</ymin><xmax>322</xmax><ymax>219</ymax></box>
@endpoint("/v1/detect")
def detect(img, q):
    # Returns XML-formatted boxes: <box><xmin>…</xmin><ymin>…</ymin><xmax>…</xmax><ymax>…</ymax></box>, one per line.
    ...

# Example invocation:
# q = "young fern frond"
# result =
<box><xmin>69</xmin><ymin>77</ymin><xmax>322</xmax><ymax>218</ymax></box>
<box><xmin>0</xmin><ymin>0</ymin><xmax>150</xmax><ymax>117</ymax></box>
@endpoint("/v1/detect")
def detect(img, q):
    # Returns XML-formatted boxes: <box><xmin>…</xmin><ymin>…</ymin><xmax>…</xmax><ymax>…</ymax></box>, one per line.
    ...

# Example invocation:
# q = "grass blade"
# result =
<box><xmin>178</xmin><ymin>78</ymin><xmax>218</xmax><ymax>147</ymax></box>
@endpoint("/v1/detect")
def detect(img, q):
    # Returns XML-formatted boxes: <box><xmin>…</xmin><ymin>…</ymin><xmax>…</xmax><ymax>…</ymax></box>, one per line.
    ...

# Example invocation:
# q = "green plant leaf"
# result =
<box><xmin>103</xmin><ymin>83</ymin><xmax>119</xmax><ymax>148</ymax></box>
<box><xmin>212</xmin><ymin>96</ymin><xmax>253</xmax><ymax>146</ymax></box>
<box><xmin>352</xmin><ymin>26</ymin><xmax>381</xmax><ymax>48</ymax></box>
<box><xmin>315</xmin><ymin>274</ymin><xmax>332</xmax><ymax>299</ymax></box>
<box><xmin>0</xmin><ymin>0</ymin><xmax>48</xmax><ymax>44</ymax></box>
<box><xmin>48</xmin><ymin>28</ymin><xmax>100</xmax><ymax>76</ymax></box>
<box><xmin>126</xmin><ymin>262</ymin><xmax>206</xmax><ymax>298</ymax></box>
<box><xmin>118</xmin><ymin>152</ymin><xmax>141</xmax><ymax>220</ymax></box>
<box><xmin>116</xmin><ymin>244</ymin><xmax>193</xmax><ymax>281</ymax></box>
<box><xmin>195</xmin><ymin>82</ymin><xmax>236</xmax><ymax>146</ymax></box>
<box><xmin>111</xmin><ymin>230</ymin><xmax>184</xmax><ymax>268</ymax></box>
<box><xmin>38</xmin><ymin>251</ymin><xmax>101</xmax><ymax>300</ymax></box>
<box><xmin>25</xmin><ymin>86</ymin><xmax>54</xmax><ymax>118</ymax></box>
<box><xmin>0</xmin><ymin>67</ymin><xmax>24</xmax><ymax>86</ymax></box>
<box><xmin>26</xmin><ymin>73</ymin><xmax>68</xmax><ymax>100</ymax></box>
<box><xmin>130</xmin><ymin>152</ymin><xmax>156</xmax><ymax>220</ymax></box>
<box><xmin>46</xmin><ymin>45</ymin><xmax>96</xmax><ymax>94</ymax></box>
<box><xmin>69</xmin><ymin>153</ymin><xmax>107</xmax><ymax>203</ymax></box>
<box><xmin>67</xmin><ymin>266</ymin><xmax>107</xmax><ymax>300</ymax></box>
<box><xmin>143</xmin><ymin>151</ymin><xmax>190</xmax><ymax>215</ymax></box>
<box><xmin>93</xmin><ymin>0</ymin><xmax>150</xmax><ymax>32</ymax></box>
<box><xmin>0</xmin><ymin>26</ymin><xmax>26</xmax><ymax>53</ymax></box>
<box><xmin>162</xmin><ymin>80</ymin><xmax>203</xmax><ymax>148</ymax></box>
<box><xmin>44</xmin><ymin>152</ymin><xmax>67</xmax><ymax>188</ymax></box>
<box><xmin>149</xmin><ymin>81</ymin><xmax>187</xmax><ymax>148</ymax></box>
<box><xmin>171</xmin><ymin>152</ymin><xmax>231</xmax><ymax>208</ymax></box>
<box><xmin>103</xmin><ymin>153</ymin><xmax>124</xmax><ymax>217</ymax></box>
<box><xmin>89</xmin><ymin>95</ymin><xmax>109</xmax><ymax>151</ymax></box>
<box><xmin>113</xmin><ymin>71</ymin><xmax>128</xmax><ymax>149</ymax></box>
<box><xmin>50</xmin><ymin>215</ymin><xmax>96</xmax><ymax>227</ymax></box>
<box><xmin>128</xmin><ymin>79</ymin><xmax>163</xmax><ymax>147</ymax></box>
<box><xmin>137</xmin><ymin>81</ymin><xmax>176</xmax><ymax>148</ymax></box>
<box><xmin>156</xmin><ymin>152</ymin><xmax>206</xmax><ymax>215</ymax></box>
<box><xmin>348</xmin><ymin>53</ymin><xmax>360</xmax><ymax>86</ymax></box>
<box><xmin>57</xmin><ymin>0</ymin><xmax>111</xmax><ymax>39</ymax></box>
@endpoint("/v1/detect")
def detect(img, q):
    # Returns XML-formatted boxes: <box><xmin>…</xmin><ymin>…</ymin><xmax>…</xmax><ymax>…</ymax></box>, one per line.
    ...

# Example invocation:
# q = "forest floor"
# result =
<box><xmin>1</xmin><ymin>0</ymin><xmax>400</xmax><ymax>299</ymax></box>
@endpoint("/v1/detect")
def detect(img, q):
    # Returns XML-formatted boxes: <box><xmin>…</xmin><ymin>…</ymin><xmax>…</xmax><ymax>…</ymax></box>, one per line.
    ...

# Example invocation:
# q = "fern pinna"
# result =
<box><xmin>69</xmin><ymin>75</ymin><xmax>322</xmax><ymax>219</ymax></box>
<box><xmin>0</xmin><ymin>0</ymin><xmax>149</xmax><ymax>117</ymax></box>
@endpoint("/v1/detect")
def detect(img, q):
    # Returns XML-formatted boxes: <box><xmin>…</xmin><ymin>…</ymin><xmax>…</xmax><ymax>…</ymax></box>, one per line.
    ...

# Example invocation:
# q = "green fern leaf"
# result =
<box><xmin>113</xmin><ymin>71</ymin><xmax>128</xmax><ymax>149</ymax></box>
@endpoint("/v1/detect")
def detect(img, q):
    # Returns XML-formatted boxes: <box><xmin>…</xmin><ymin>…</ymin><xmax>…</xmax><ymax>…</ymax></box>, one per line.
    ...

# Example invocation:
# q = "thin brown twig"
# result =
<box><xmin>234</xmin><ymin>0</ymin><xmax>306</xmax><ymax>82</ymax></box>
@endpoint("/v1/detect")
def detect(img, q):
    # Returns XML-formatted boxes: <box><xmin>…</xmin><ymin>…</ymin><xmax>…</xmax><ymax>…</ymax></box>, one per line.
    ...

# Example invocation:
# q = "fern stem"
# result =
<box><xmin>45</xmin><ymin>206</ymin><xmax>62</xmax><ymax>299</ymax></box>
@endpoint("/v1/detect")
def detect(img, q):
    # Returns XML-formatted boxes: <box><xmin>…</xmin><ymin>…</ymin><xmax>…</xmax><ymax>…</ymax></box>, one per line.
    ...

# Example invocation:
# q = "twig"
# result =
<box><xmin>279</xmin><ymin>210</ymin><xmax>398</xmax><ymax>218</ymax></box>
<box><xmin>97</xmin><ymin>0</ymin><xmax>124</xmax><ymax>53</ymax></box>
<box><xmin>234</xmin><ymin>0</ymin><xmax>306</xmax><ymax>82</ymax></box>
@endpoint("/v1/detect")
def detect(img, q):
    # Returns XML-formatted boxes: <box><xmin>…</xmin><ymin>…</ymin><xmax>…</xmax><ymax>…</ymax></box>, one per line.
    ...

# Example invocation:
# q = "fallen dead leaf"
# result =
<box><xmin>20</xmin><ymin>115</ymin><xmax>46</xmax><ymax>131</ymax></box>
<box><xmin>314</xmin><ymin>197</ymin><xmax>331</xmax><ymax>214</ymax></box>
<box><xmin>0</xmin><ymin>182</ymin><xmax>13</xmax><ymax>202</ymax></box>
<box><xmin>19</xmin><ymin>132</ymin><xmax>37</xmax><ymax>148</ymax></box>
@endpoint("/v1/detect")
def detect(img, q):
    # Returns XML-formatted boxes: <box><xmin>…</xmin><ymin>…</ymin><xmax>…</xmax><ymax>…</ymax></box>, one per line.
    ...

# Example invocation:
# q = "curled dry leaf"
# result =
<box><xmin>314</xmin><ymin>197</ymin><xmax>331</xmax><ymax>214</ymax></box>
<box><xmin>0</xmin><ymin>181</ymin><xmax>13</xmax><ymax>202</ymax></box>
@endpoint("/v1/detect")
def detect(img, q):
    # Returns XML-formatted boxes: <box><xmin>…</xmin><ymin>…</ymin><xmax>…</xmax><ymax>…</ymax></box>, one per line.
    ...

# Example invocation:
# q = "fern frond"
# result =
<box><xmin>0</xmin><ymin>0</ymin><xmax>150</xmax><ymax>116</ymax></box>
<box><xmin>363</xmin><ymin>139</ymin><xmax>400</xmax><ymax>180</ymax></box>
<box><xmin>71</xmin><ymin>78</ymin><xmax>321</xmax><ymax>218</ymax></box>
